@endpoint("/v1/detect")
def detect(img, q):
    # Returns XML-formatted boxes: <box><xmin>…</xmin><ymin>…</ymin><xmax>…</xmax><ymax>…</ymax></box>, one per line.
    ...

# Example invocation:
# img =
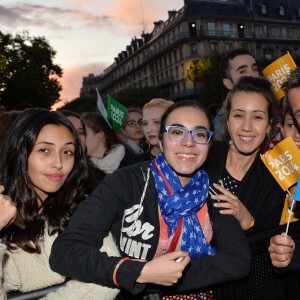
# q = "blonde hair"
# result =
<box><xmin>143</xmin><ymin>98</ymin><xmax>174</xmax><ymax>111</ymax></box>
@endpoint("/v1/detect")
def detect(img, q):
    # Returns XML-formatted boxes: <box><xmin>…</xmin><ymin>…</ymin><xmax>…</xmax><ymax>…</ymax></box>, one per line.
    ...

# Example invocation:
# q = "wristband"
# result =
<box><xmin>113</xmin><ymin>257</ymin><xmax>130</xmax><ymax>286</ymax></box>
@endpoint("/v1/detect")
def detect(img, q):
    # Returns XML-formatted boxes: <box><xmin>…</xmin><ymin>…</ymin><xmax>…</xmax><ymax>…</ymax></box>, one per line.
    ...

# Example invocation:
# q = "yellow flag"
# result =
<box><xmin>260</xmin><ymin>136</ymin><xmax>300</xmax><ymax>191</ymax></box>
<box><xmin>262</xmin><ymin>52</ymin><xmax>297</xmax><ymax>100</ymax></box>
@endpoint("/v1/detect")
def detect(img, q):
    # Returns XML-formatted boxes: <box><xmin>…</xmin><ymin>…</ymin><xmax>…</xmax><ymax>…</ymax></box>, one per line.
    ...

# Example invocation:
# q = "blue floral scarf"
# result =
<box><xmin>150</xmin><ymin>152</ymin><xmax>216</xmax><ymax>258</ymax></box>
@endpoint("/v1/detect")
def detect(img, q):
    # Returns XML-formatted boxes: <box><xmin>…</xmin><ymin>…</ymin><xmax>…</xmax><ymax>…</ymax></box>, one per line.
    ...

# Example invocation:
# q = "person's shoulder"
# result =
<box><xmin>135</xmin><ymin>151</ymin><xmax>153</xmax><ymax>162</ymax></box>
<box><xmin>120</xmin><ymin>146</ymin><xmax>144</xmax><ymax>167</ymax></box>
<box><xmin>107</xmin><ymin>161</ymin><xmax>151</xmax><ymax>180</ymax></box>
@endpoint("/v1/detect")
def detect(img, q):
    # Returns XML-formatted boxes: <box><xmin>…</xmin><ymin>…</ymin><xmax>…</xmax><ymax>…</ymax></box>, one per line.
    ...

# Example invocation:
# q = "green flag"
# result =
<box><xmin>107</xmin><ymin>95</ymin><xmax>128</xmax><ymax>133</ymax></box>
<box><xmin>96</xmin><ymin>88</ymin><xmax>111</xmax><ymax>128</ymax></box>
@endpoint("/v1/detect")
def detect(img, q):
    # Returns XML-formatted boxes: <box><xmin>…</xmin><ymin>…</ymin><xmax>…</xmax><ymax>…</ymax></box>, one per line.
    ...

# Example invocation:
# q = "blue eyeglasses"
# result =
<box><xmin>163</xmin><ymin>126</ymin><xmax>213</xmax><ymax>145</ymax></box>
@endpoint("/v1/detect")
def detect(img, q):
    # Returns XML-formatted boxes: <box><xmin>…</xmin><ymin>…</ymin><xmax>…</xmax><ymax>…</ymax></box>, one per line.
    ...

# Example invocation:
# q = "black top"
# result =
<box><xmin>50</xmin><ymin>162</ymin><xmax>251</xmax><ymax>297</ymax></box>
<box><xmin>204</xmin><ymin>141</ymin><xmax>286</xmax><ymax>234</ymax></box>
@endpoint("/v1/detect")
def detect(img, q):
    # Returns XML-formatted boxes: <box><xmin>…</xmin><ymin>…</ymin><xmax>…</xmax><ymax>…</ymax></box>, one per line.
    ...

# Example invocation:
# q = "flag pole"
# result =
<box><xmin>285</xmin><ymin>189</ymin><xmax>293</xmax><ymax>236</ymax></box>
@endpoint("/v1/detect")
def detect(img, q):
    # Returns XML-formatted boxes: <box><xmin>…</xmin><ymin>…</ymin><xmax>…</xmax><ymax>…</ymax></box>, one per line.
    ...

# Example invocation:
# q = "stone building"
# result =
<box><xmin>81</xmin><ymin>0</ymin><xmax>300</xmax><ymax>101</ymax></box>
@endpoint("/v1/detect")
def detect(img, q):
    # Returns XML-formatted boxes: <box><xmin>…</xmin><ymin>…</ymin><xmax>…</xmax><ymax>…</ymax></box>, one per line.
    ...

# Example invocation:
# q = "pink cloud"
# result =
<box><xmin>109</xmin><ymin>1</ymin><xmax>181</xmax><ymax>35</ymax></box>
<box><xmin>59</xmin><ymin>62</ymin><xmax>107</xmax><ymax>102</ymax></box>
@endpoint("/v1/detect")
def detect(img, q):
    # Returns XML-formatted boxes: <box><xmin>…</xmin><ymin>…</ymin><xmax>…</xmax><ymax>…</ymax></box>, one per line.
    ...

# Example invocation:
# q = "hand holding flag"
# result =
<box><xmin>260</xmin><ymin>137</ymin><xmax>300</xmax><ymax>235</ymax></box>
<box><xmin>260</xmin><ymin>136</ymin><xmax>300</xmax><ymax>191</ymax></box>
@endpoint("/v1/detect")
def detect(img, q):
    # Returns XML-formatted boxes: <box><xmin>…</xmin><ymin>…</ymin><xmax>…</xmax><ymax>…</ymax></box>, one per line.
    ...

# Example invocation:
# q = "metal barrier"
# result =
<box><xmin>7</xmin><ymin>282</ymin><xmax>67</xmax><ymax>300</ymax></box>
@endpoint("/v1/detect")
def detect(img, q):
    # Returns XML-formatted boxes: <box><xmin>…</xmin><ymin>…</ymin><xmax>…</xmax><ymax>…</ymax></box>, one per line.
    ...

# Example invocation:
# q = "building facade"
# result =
<box><xmin>81</xmin><ymin>0</ymin><xmax>300</xmax><ymax>101</ymax></box>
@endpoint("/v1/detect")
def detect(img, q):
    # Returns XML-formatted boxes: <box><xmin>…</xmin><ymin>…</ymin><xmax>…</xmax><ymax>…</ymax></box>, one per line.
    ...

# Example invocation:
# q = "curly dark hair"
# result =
<box><xmin>0</xmin><ymin>108</ymin><xmax>89</xmax><ymax>253</ymax></box>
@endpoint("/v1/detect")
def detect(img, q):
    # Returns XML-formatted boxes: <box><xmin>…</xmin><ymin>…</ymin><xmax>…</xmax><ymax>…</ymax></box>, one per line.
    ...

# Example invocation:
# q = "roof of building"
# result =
<box><xmin>247</xmin><ymin>0</ymin><xmax>300</xmax><ymax>20</ymax></box>
<box><xmin>184</xmin><ymin>1</ymin><xmax>250</xmax><ymax>20</ymax></box>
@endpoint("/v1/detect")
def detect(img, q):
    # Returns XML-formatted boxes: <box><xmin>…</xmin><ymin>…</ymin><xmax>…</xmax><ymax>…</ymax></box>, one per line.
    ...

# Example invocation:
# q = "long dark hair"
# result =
<box><xmin>0</xmin><ymin>108</ymin><xmax>89</xmax><ymax>253</ymax></box>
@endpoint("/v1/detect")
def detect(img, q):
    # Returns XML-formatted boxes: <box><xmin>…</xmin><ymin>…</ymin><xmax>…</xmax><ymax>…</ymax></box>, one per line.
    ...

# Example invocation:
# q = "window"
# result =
<box><xmin>261</xmin><ymin>3</ymin><xmax>268</xmax><ymax>15</ymax></box>
<box><xmin>264</xmin><ymin>48</ymin><xmax>274</xmax><ymax>60</ymax></box>
<box><xmin>189</xmin><ymin>22</ymin><xmax>197</xmax><ymax>37</ymax></box>
<box><xmin>173</xmin><ymin>50</ymin><xmax>177</xmax><ymax>62</ymax></box>
<box><xmin>279</xmin><ymin>5</ymin><xmax>285</xmax><ymax>16</ymax></box>
<box><xmin>271</xmin><ymin>27</ymin><xmax>280</xmax><ymax>37</ymax></box>
<box><xmin>289</xmin><ymin>27</ymin><xmax>297</xmax><ymax>39</ymax></box>
<box><xmin>263</xmin><ymin>25</ymin><xmax>268</xmax><ymax>36</ymax></box>
<box><xmin>237</xmin><ymin>24</ymin><xmax>244</xmax><ymax>38</ymax></box>
<box><xmin>210</xmin><ymin>42</ymin><xmax>218</xmax><ymax>54</ymax></box>
<box><xmin>190</xmin><ymin>43</ymin><xmax>198</xmax><ymax>56</ymax></box>
<box><xmin>179</xmin><ymin>46</ymin><xmax>183</xmax><ymax>60</ymax></box>
<box><xmin>208</xmin><ymin>21</ymin><xmax>216</xmax><ymax>36</ymax></box>
<box><xmin>164</xmin><ymin>56</ymin><xmax>167</xmax><ymax>68</ymax></box>
<box><xmin>223</xmin><ymin>23</ymin><xmax>230</xmax><ymax>36</ymax></box>
<box><xmin>225</xmin><ymin>43</ymin><xmax>232</xmax><ymax>52</ymax></box>
<box><xmin>281</xmin><ymin>27</ymin><xmax>287</xmax><ymax>38</ymax></box>
<box><xmin>281</xmin><ymin>49</ymin><xmax>292</xmax><ymax>56</ymax></box>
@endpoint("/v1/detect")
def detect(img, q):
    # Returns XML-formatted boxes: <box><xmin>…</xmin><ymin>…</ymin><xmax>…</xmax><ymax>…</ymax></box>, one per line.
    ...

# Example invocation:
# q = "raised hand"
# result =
<box><xmin>210</xmin><ymin>183</ymin><xmax>254</xmax><ymax>230</ymax></box>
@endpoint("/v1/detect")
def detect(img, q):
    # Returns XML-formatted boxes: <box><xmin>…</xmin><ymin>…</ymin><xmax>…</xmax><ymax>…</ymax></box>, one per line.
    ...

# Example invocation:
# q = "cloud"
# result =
<box><xmin>107</xmin><ymin>0</ymin><xmax>183</xmax><ymax>36</ymax></box>
<box><xmin>0</xmin><ymin>4</ymin><xmax>116</xmax><ymax>31</ymax></box>
<box><xmin>59</xmin><ymin>62</ymin><xmax>108</xmax><ymax>102</ymax></box>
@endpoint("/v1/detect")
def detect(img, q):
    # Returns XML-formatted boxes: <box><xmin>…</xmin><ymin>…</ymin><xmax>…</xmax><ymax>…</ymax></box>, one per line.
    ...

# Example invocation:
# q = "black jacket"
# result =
<box><xmin>204</xmin><ymin>141</ymin><xmax>286</xmax><ymax>234</ymax></box>
<box><xmin>50</xmin><ymin>161</ymin><xmax>250</xmax><ymax>296</ymax></box>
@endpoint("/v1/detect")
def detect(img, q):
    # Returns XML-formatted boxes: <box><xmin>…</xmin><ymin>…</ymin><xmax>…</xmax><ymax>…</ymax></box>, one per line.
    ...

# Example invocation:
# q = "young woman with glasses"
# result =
<box><xmin>50</xmin><ymin>100</ymin><xmax>250</xmax><ymax>299</ymax></box>
<box><xmin>120</xmin><ymin>108</ymin><xmax>146</xmax><ymax>154</ymax></box>
<box><xmin>204</xmin><ymin>76</ymin><xmax>285</xmax><ymax>233</ymax></box>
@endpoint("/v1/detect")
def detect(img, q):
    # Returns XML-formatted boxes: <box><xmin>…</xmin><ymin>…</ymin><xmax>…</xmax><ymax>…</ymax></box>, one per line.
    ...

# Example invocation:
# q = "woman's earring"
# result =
<box><xmin>229</xmin><ymin>140</ymin><xmax>233</xmax><ymax>145</ymax></box>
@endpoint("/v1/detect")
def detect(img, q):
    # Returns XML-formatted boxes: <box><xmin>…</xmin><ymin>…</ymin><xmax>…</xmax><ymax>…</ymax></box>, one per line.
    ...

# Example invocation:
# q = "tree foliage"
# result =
<box><xmin>111</xmin><ymin>87</ymin><xmax>170</xmax><ymax>108</ymax></box>
<box><xmin>0</xmin><ymin>31</ymin><xmax>62</xmax><ymax>110</ymax></box>
<box><xmin>62</xmin><ymin>86</ymin><xmax>170</xmax><ymax>114</ymax></box>
<box><xmin>62</xmin><ymin>96</ymin><xmax>98</xmax><ymax>113</ymax></box>
<box><xmin>187</xmin><ymin>55</ymin><xmax>227</xmax><ymax>107</ymax></box>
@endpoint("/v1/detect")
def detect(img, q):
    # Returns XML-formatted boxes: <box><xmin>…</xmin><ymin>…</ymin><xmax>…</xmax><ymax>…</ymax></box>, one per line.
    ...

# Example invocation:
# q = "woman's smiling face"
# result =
<box><xmin>227</xmin><ymin>91</ymin><xmax>270</xmax><ymax>155</ymax></box>
<box><xmin>28</xmin><ymin>124</ymin><xmax>75</xmax><ymax>203</ymax></box>
<box><xmin>160</xmin><ymin>106</ymin><xmax>210</xmax><ymax>186</ymax></box>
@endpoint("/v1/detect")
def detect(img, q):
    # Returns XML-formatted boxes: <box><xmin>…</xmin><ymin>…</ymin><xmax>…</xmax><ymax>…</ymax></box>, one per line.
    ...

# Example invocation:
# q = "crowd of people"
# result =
<box><xmin>0</xmin><ymin>48</ymin><xmax>300</xmax><ymax>300</ymax></box>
